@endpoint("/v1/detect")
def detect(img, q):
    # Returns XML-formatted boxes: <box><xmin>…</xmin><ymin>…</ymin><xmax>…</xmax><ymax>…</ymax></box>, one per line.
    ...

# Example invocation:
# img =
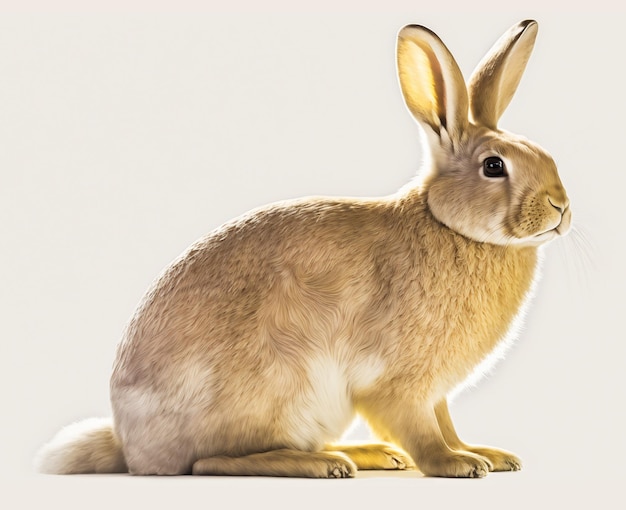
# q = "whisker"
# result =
<box><xmin>557</xmin><ymin>221</ymin><xmax>596</xmax><ymax>295</ymax></box>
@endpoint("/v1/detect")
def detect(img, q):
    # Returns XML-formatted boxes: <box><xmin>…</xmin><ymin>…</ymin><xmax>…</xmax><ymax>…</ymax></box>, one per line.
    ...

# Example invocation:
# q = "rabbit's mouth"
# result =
<box><xmin>531</xmin><ymin>212</ymin><xmax>572</xmax><ymax>243</ymax></box>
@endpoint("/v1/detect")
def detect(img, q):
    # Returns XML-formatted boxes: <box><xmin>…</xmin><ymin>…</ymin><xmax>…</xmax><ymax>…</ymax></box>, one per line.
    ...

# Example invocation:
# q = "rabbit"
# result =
<box><xmin>35</xmin><ymin>19</ymin><xmax>571</xmax><ymax>479</ymax></box>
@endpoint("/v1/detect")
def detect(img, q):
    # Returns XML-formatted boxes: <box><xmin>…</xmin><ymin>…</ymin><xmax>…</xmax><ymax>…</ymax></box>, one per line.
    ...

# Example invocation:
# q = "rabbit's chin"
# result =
<box><xmin>488</xmin><ymin>224</ymin><xmax>571</xmax><ymax>248</ymax></box>
<box><xmin>506</xmin><ymin>230</ymin><xmax>565</xmax><ymax>248</ymax></box>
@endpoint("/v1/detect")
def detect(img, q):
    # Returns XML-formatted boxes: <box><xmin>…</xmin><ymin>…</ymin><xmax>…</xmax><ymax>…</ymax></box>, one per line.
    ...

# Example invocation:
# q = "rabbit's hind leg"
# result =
<box><xmin>326</xmin><ymin>443</ymin><xmax>415</xmax><ymax>470</ymax></box>
<box><xmin>192</xmin><ymin>449</ymin><xmax>357</xmax><ymax>478</ymax></box>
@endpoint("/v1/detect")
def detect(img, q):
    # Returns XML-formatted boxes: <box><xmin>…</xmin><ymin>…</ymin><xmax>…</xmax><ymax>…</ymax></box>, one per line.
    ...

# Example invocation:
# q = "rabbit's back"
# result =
<box><xmin>111</xmin><ymin>197</ymin><xmax>406</xmax><ymax>387</ymax></box>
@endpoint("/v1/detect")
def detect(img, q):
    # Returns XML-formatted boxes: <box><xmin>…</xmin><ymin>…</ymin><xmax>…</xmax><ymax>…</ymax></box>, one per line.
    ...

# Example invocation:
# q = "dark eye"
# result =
<box><xmin>483</xmin><ymin>156</ymin><xmax>507</xmax><ymax>178</ymax></box>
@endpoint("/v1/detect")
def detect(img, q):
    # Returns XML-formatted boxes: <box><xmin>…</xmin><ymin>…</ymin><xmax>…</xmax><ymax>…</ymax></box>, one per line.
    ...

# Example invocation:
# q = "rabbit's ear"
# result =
<box><xmin>397</xmin><ymin>25</ymin><xmax>468</xmax><ymax>146</ymax></box>
<box><xmin>468</xmin><ymin>20</ymin><xmax>538</xmax><ymax>129</ymax></box>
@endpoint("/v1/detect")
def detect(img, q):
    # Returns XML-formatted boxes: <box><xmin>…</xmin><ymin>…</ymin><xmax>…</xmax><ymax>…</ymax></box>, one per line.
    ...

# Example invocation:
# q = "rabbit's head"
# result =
<box><xmin>397</xmin><ymin>20</ymin><xmax>571</xmax><ymax>246</ymax></box>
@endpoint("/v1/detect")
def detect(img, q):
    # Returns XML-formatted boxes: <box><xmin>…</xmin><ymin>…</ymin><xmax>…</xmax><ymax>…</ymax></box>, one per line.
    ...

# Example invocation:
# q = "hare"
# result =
<box><xmin>35</xmin><ymin>19</ymin><xmax>570</xmax><ymax>478</ymax></box>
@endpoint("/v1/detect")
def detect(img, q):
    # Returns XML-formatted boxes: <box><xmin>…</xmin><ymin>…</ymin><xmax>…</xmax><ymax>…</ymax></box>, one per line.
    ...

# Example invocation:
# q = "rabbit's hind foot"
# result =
<box><xmin>192</xmin><ymin>448</ymin><xmax>357</xmax><ymax>478</ymax></box>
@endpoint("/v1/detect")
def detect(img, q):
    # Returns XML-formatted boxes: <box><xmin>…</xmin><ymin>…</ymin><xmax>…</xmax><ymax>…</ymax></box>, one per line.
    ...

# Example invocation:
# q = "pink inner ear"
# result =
<box><xmin>396</xmin><ymin>25</ymin><xmax>468</xmax><ymax>146</ymax></box>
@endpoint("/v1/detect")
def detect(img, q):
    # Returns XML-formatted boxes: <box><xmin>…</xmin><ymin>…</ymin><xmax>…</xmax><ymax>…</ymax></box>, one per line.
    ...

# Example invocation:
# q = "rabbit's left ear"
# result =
<box><xmin>397</xmin><ymin>25</ymin><xmax>468</xmax><ymax>147</ymax></box>
<box><xmin>468</xmin><ymin>20</ymin><xmax>538</xmax><ymax>129</ymax></box>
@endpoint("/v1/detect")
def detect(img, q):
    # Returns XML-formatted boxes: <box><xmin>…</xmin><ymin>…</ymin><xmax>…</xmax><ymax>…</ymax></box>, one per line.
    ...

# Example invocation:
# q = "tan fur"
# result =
<box><xmin>35</xmin><ymin>20</ymin><xmax>570</xmax><ymax>478</ymax></box>
<box><xmin>192</xmin><ymin>449</ymin><xmax>357</xmax><ymax>478</ymax></box>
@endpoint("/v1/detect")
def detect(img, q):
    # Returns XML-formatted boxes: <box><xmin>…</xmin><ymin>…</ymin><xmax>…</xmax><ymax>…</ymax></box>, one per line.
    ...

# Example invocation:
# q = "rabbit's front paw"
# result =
<box><xmin>468</xmin><ymin>446</ymin><xmax>522</xmax><ymax>472</ymax></box>
<box><xmin>419</xmin><ymin>451</ymin><xmax>491</xmax><ymax>478</ymax></box>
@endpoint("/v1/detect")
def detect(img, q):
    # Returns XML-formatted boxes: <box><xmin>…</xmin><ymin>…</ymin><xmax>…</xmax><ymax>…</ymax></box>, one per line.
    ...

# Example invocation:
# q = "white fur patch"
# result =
<box><xmin>285</xmin><ymin>354</ymin><xmax>384</xmax><ymax>450</ymax></box>
<box><xmin>347</xmin><ymin>354</ymin><xmax>385</xmax><ymax>391</ymax></box>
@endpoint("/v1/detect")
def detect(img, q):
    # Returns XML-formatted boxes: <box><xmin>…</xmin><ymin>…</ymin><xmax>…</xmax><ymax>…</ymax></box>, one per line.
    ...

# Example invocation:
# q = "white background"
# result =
<box><xmin>2</xmin><ymin>2</ymin><xmax>624</xmax><ymax>509</ymax></box>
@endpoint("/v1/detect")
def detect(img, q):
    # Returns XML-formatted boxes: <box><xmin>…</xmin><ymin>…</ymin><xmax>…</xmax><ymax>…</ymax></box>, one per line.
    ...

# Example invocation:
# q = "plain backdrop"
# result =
<box><xmin>1</xmin><ymin>2</ymin><xmax>624</xmax><ymax>509</ymax></box>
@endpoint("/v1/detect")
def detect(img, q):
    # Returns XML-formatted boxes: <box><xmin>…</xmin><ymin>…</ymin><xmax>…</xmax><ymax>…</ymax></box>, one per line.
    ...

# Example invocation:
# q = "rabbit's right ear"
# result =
<box><xmin>396</xmin><ymin>25</ymin><xmax>468</xmax><ymax>147</ymax></box>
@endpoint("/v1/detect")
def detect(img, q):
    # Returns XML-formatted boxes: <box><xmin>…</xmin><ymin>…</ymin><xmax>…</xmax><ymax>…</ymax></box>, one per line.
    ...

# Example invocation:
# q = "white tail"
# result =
<box><xmin>34</xmin><ymin>417</ymin><xmax>127</xmax><ymax>474</ymax></box>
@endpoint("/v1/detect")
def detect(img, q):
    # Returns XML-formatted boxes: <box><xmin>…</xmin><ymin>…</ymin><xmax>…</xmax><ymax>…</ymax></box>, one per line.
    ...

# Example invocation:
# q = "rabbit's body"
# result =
<box><xmin>36</xmin><ymin>20</ymin><xmax>570</xmax><ymax>478</ymax></box>
<box><xmin>110</xmin><ymin>193</ymin><xmax>536</xmax><ymax>475</ymax></box>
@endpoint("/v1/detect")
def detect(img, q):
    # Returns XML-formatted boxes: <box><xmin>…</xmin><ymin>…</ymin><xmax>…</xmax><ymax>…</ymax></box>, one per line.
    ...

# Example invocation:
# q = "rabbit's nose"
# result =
<box><xmin>547</xmin><ymin>190</ymin><xmax>570</xmax><ymax>215</ymax></box>
<box><xmin>548</xmin><ymin>197</ymin><xmax>566</xmax><ymax>214</ymax></box>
